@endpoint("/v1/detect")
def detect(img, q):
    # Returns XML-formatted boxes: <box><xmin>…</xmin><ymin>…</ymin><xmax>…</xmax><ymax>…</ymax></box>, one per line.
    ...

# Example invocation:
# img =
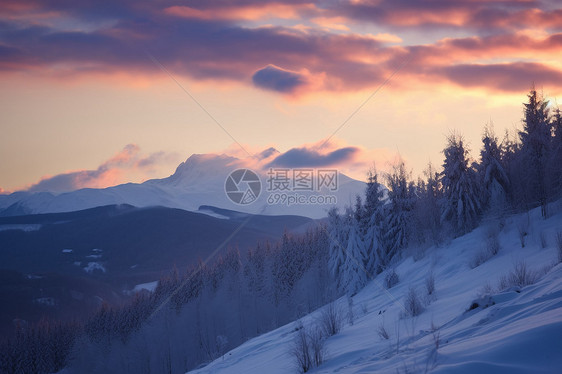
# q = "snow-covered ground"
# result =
<box><xmin>83</xmin><ymin>262</ymin><xmax>106</xmax><ymax>274</ymax></box>
<box><xmin>0</xmin><ymin>224</ymin><xmax>41</xmax><ymax>231</ymax></box>
<box><xmin>189</xmin><ymin>205</ymin><xmax>562</xmax><ymax>374</ymax></box>
<box><xmin>133</xmin><ymin>281</ymin><xmax>158</xmax><ymax>293</ymax></box>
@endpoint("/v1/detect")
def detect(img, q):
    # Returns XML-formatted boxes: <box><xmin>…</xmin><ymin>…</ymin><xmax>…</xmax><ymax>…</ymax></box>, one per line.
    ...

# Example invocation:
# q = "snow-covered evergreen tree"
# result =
<box><xmin>339</xmin><ymin>220</ymin><xmax>368</xmax><ymax>294</ymax></box>
<box><xmin>440</xmin><ymin>133</ymin><xmax>482</xmax><ymax>235</ymax></box>
<box><xmin>549</xmin><ymin>107</ymin><xmax>562</xmax><ymax>200</ymax></box>
<box><xmin>378</xmin><ymin>160</ymin><xmax>414</xmax><ymax>269</ymax></box>
<box><xmin>478</xmin><ymin>124</ymin><xmax>509</xmax><ymax>216</ymax></box>
<box><xmin>327</xmin><ymin>207</ymin><xmax>348</xmax><ymax>283</ymax></box>
<box><xmin>518</xmin><ymin>87</ymin><xmax>551</xmax><ymax>217</ymax></box>
<box><xmin>328</xmin><ymin>206</ymin><xmax>368</xmax><ymax>294</ymax></box>
<box><xmin>362</xmin><ymin>167</ymin><xmax>384</xmax><ymax>274</ymax></box>
<box><xmin>412</xmin><ymin>162</ymin><xmax>442</xmax><ymax>245</ymax></box>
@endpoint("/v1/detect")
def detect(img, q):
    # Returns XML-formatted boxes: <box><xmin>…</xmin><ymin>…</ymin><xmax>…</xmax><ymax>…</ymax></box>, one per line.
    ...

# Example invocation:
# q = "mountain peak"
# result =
<box><xmin>161</xmin><ymin>153</ymin><xmax>239</xmax><ymax>188</ymax></box>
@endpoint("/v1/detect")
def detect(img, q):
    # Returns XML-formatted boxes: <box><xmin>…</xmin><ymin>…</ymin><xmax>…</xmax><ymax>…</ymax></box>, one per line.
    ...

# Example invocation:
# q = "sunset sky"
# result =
<box><xmin>1</xmin><ymin>0</ymin><xmax>562</xmax><ymax>193</ymax></box>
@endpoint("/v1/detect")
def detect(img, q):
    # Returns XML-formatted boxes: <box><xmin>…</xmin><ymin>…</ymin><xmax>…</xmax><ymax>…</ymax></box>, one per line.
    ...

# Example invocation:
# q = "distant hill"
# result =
<box><xmin>0</xmin><ymin>204</ymin><xmax>312</xmax><ymax>337</ymax></box>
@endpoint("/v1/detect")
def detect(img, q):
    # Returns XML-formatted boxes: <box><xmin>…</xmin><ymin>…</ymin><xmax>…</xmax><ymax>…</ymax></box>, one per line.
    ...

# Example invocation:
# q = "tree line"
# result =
<box><xmin>329</xmin><ymin>86</ymin><xmax>562</xmax><ymax>294</ymax></box>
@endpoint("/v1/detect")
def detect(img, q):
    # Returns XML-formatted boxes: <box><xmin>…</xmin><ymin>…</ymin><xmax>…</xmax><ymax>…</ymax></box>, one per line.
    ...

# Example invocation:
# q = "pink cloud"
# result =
<box><xmin>25</xmin><ymin>144</ymin><xmax>180</xmax><ymax>193</ymax></box>
<box><xmin>164</xmin><ymin>3</ymin><xmax>314</xmax><ymax>22</ymax></box>
<box><xmin>0</xmin><ymin>0</ymin><xmax>561</xmax><ymax>97</ymax></box>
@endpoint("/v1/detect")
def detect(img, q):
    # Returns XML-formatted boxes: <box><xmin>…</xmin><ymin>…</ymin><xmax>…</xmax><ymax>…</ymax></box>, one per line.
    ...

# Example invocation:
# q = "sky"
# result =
<box><xmin>1</xmin><ymin>0</ymin><xmax>562</xmax><ymax>193</ymax></box>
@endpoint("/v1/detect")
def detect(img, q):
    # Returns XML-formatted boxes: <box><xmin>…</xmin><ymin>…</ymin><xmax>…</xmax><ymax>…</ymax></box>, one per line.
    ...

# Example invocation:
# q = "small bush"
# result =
<box><xmin>377</xmin><ymin>323</ymin><xmax>390</xmax><ymax>340</ymax></box>
<box><xmin>403</xmin><ymin>287</ymin><xmax>424</xmax><ymax>318</ymax></box>
<box><xmin>412</xmin><ymin>246</ymin><xmax>427</xmax><ymax>262</ymax></box>
<box><xmin>425</xmin><ymin>272</ymin><xmax>435</xmax><ymax>296</ymax></box>
<box><xmin>384</xmin><ymin>268</ymin><xmax>399</xmax><ymax>289</ymax></box>
<box><xmin>477</xmin><ymin>282</ymin><xmax>493</xmax><ymax>297</ymax></box>
<box><xmin>470</xmin><ymin>250</ymin><xmax>490</xmax><ymax>268</ymax></box>
<box><xmin>308</xmin><ymin>327</ymin><xmax>326</xmax><ymax>368</ymax></box>
<box><xmin>498</xmin><ymin>261</ymin><xmax>538</xmax><ymax>290</ymax></box>
<box><xmin>292</xmin><ymin>324</ymin><xmax>312</xmax><ymax>373</ymax></box>
<box><xmin>360</xmin><ymin>302</ymin><xmax>368</xmax><ymax>315</ymax></box>
<box><xmin>487</xmin><ymin>234</ymin><xmax>500</xmax><ymax>255</ymax></box>
<box><xmin>292</xmin><ymin>324</ymin><xmax>326</xmax><ymax>373</ymax></box>
<box><xmin>320</xmin><ymin>302</ymin><xmax>343</xmax><ymax>337</ymax></box>
<box><xmin>470</xmin><ymin>234</ymin><xmax>500</xmax><ymax>268</ymax></box>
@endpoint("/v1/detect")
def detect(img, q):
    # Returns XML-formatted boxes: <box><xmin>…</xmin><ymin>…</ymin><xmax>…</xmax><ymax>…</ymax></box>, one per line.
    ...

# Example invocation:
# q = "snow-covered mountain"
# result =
<box><xmin>189</xmin><ymin>204</ymin><xmax>562</xmax><ymax>374</ymax></box>
<box><xmin>0</xmin><ymin>153</ymin><xmax>367</xmax><ymax>219</ymax></box>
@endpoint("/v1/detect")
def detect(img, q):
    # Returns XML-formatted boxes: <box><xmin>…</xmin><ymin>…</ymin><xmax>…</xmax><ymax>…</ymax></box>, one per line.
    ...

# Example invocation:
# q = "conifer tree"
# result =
<box><xmin>441</xmin><ymin>133</ymin><xmax>482</xmax><ymax>235</ymax></box>
<box><xmin>518</xmin><ymin>87</ymin><xmax>551</xmax><ymax>217</ymax></box>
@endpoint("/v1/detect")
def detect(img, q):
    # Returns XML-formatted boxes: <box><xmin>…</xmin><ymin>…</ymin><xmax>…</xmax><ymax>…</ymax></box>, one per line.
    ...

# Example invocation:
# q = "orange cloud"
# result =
<box><xmin>25</xmin><ymin>145</ymin><xmax>180</xmax><ymax>193</ymax></box>
<box><xmin>1</xmin><ymin>0</ymin><xmax>561</xmax><ymax>98</ymax></box>
<box><xmin>164</xmin><ymin>3</ymin><xmax>314</xmax><ymax>22</ymax></box>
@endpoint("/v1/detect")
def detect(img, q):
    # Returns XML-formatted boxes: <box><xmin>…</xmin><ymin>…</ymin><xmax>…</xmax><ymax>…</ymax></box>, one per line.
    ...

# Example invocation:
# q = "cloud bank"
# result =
<box><xmin>0</xmin><ymin>0</ymin><xmax>560</xmax><ymax>95</ymax></box>
<box><xmin>26</xmin><ymin>145</ymin><xmax>179</xmax><ymax>193</ymax></box>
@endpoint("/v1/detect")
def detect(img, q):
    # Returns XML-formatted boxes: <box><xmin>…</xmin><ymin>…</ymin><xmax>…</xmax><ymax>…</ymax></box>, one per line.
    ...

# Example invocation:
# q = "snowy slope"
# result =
<box><xmin>0</xmin><ymin>154</ymin><xmax>367</xmax><ymax>219</ymax></box>
<box><xmin>189</xmin><ymin>205</ymin><xmax>562</xmax><ymax>374</ymax></box>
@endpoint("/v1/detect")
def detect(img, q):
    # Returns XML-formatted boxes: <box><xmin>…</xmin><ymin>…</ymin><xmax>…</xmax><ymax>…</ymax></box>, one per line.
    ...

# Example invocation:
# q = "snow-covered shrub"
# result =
<box><xmin>377</xmin><ymin>323</ymin><xmax>390</xmax><ymax>340</ymax></box>
<box><xmin>309</xmin><ymin>327</ymin><xmax>326</xmax><ymax>368</ymax></box>
<box><xmin>360</xmin><ymin>302</ymin><xmax>368</xmax><ymax>315</ymax></box>
<box><xmin>470</xmin><ymin>249</ymin><xmax>492</xmax><ymax>268</ymax></box>
<box><xmin>477</xmin><ymin>282</ymin><xmax>493</xmax><ymax>297</ymax></box>
<box><xmin>291</xmin><ymin>323</ymin><xmax>325</xmax><ymax>373</ymax></box>
<box><xmin>487</xmin><ymin>233</ymin><xmax>500</xmax><ymax>255</ymax></box>
<box><xmin>384</xmin><ymin>268</ymin><xmax>399</xmax><ymax>289</ymax></box>
<box><xmin>403</xmin><ymin>287</ymin><xmax>424</xmax><ymax>317</ymax></box>
<box><xmin>470</xmin><ymin>232</ymin><xmax>500</xmax><ymax>268</ymax></box>
<box><xmin>498</xmin><ymin>261</ymin><xmax>538</xmax><ymax>290</ymax></box>
<box><xmin>425</xmin><ymin>272</ymin><xmax>435</xmax><ymax>296</ymax></box>
<box><xmin>292</xmin><ymin>324</ymin><xmax>312</xmax><ymax>373</ymax></box>
<box><xmin>320</xmin><ymin>302</ymin><xmax>343</xmax><ymax>337</ymax></box>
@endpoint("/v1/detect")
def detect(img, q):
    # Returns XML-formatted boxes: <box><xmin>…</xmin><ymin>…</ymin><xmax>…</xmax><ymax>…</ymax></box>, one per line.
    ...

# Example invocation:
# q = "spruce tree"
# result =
<box><xmin>441</xmin><ymin>133</ymin><xmax>482</xmax><ymax>235</ymax></box>
<box><xmin>379</xmin><ymin>160</ymin><xmax>414</xmax><ymax>268</ymax></box>
<box><xmin>478</xmin><ymin>124</ymin><xmax>509</xmax><ymax>215</ymax></box>
<box><xmin>518</xmin><ymin>87</ymin><xmax>551</xmax><ymax>217</ymax></box>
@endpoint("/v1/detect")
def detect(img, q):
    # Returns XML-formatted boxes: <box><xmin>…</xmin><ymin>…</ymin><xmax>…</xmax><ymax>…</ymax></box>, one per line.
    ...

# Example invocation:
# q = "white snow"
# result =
<box><xmin>0</xmin><ymin>154</ymin><xmax>367</xmax><ymax>219</ymax></box>
<box><xmin>0</xmin><ymin>224</ymin><xmax>41</xmax><ymax>232</ymax></box>
<box><xmin>197</xmin><ymin>208</ymin><xmax>230</xmax><ymax>220</ymax></box>
<box><xmin>189</xmin><ymin>204</ymin><xmax>562</xmax><ymax>374</ymax></box>
<box><xmin>133</xmin><ymin>281</ymin><xmax>158</xmax><ymax>293</ymax></box>
<box><xmin>83</xmin><ymin>262</ymin><xmax>106</xmax><ymax>273</ymax></box>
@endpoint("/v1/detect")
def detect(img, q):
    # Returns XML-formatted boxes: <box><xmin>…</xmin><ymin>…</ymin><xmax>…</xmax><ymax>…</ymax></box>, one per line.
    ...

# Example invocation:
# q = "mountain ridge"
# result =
<box><xmin>0</xmin><ymin>153</ymin><xmax>367</xmax><ymax>218</ymax></box>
